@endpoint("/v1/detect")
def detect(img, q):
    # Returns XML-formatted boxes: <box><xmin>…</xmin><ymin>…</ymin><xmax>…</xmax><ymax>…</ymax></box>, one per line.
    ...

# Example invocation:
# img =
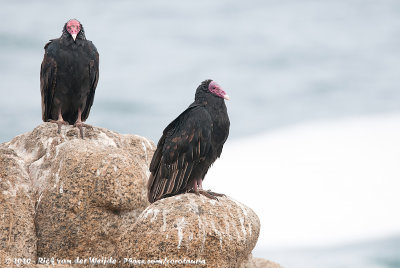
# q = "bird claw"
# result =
<box><xmin>74</xmin><ymin>122</ymin><xmax>92</xmax><ymax>139</ymax></box>
<box><xmin>206</xmin><ymin>190</ymin><xmax>225</xmax><ymax>197</ymax></box>
<box><xmin>199</xmin><ymin>190</ymin><xmax>219</xmax><ymax>201</ymax></box>
<box><xmin>189</xmin><ymin>189</ymin><xmax>221</xmax><ymax>201</ymax></box>
<box><xmin>48</xmin><ymin>119</ymin><xmax>69</xmax><ymax>134</ymax></box>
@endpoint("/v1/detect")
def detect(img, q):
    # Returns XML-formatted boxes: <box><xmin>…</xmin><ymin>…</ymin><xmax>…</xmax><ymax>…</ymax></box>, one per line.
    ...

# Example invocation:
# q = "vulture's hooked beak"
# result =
<box><xmin>72</xmin><ymin>34</ymin><xmax>77</xmax><ymax>41</ymax></box>
<box><xmin>224</xmin><ymin>94</ymin><xmax>230</xmax><ymax>100</ymax></box>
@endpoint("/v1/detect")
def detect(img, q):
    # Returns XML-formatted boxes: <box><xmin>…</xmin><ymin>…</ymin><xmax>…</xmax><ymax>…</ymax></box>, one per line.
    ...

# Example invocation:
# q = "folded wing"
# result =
<box><xmin>148</xmin><ymin>105</ymin><xmax>213</xmax><ymax>203</ymax></box>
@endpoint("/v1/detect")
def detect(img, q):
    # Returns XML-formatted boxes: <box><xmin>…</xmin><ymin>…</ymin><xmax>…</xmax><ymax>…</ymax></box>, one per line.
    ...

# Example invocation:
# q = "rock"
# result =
<box><xmin>0</xmin><ymin>147</ymin><xmax>36</xmax><ymax>260</ymax></box>
<box><xmin>241</xmin><ymin>254</ymin><xmax>283</xmax><ymax>268</ymax></box>
<box><xmin>0</xmin><ymin>123</ymin><xmax>155</xmax><ymax>262</ymax></box>
<box><xmin>0</xmin><ymin>123</ymin><xmax>281</xmax><ymax>267</ymax></box>
<box><xmin>252</xmin><ymin>257</ymin><xmax>283</xmax><ymax>268</ymax></box>
<box><xmin>119</xmin><ymin>194</ymin><xmax>260</xmax><ymax>268</ymax></box>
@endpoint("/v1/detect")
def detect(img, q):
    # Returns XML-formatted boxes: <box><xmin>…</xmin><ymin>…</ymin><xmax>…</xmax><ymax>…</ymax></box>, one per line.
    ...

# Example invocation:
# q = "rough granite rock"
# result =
<box><xmin>0</xmin><ymin>123</ymin><xmax>155</xmax><ymax>263</ymax></box>
<box><xmin>252</xmin><ymin>257</ymin><xmax>283</xmax><ymax>268</ymax></box>
<box><xmin>0</xmin><ymin>147</ymin><xmax>36</xmax><ymax>260</ymax></box>
<box><xmin>119</xmin><ymin>194</ymin><xmax>260</xmax><ymax>268</ymax></box>
<box><xmin>240</xmin><ymin>254</ymin><xmax>283</xmax><ymax>268</ymax></box>
<box><xmin>0</xmin><ymin>123</ymin><xmax>280</xmax><ymax>267</ymax></box>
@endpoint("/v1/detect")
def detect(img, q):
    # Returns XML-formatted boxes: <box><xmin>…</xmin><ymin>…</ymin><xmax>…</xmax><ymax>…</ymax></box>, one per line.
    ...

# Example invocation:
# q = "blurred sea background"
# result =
<box><xmin>1</xmin><ymin>0</ymin><xmax>399</xmax><ymax>267</ymax></box>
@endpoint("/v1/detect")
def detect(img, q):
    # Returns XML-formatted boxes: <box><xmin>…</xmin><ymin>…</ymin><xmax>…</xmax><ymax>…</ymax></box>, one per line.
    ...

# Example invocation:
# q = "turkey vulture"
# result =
<box><xmin>40</xmin><ymin>19</ymin><xmax>99</xmax><ymax>138</ymax></box>
<box><xmin>148</xmin><ymin>79</ymin><xmax>230</xmax><ymax>203</ymax></box>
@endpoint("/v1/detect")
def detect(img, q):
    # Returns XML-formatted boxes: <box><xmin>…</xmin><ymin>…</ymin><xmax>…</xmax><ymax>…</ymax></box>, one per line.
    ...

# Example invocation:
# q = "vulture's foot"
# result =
<box><xmin>48</xmin><ymin>119</ymin><xmax>69</xmax><ymax>134</ymax></box>
<box><xmin>206</xmin><ymin>190</ymin><xmax>225</xmax><ymax>198</ymax></box>
<box><xmin>199</xmin><ymin>190</ymin><xmax>220</xmax><ymax>200</ymax></box>
<box><xmin>188</xmin><ymin>189</ymin><xmax>220</xmax><ymax>201</ymax></box>
<box><xmin>188</xmin><ymin>178</ymin><xmax>222</xmax><ymax>200</ymax></box>
<box><xmin>74</xmin><ymin>121</ymin><xmax>92</xmax><ymax>139</ymax></box>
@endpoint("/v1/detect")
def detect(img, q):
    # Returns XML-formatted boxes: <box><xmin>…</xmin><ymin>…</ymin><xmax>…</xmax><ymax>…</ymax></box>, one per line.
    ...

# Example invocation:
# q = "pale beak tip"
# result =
<box><xmin>72</xmin><ymin>34</ymin><xmax>77</xmax><ymax>41</ymax></box>
<box><xmin>224</xmin><ymin>94</ymin><xmax>230</xmax><ymax>100</ymax></box>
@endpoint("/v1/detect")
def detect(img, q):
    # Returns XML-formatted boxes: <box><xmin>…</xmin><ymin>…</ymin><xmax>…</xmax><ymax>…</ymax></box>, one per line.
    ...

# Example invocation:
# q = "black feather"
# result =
<box><xmin>148</xmin><ymin>80</ymin><xmax>230</xmax><ymax>203</ymax></box>
<box><xmin>40</xmin><ymin>19</ymin><xmax>99</xmax><ymax>125</ymax></box>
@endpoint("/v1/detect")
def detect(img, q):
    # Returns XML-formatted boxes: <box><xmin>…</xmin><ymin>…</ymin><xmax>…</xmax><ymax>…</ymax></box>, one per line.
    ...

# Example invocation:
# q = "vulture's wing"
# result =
<box><xmin>81</xmin><ymin>41</ymin><xmax>99</xmax><ymax>121</ymax></box>
<box><xmin>40</xmin><ymin>41</ymin><xmax>57</xmax><ymax>122</ymax></box>
<box><xmin>148</xmin><ymin>105</ymin><xmax>213</xmax><ymax>203</ymax></box>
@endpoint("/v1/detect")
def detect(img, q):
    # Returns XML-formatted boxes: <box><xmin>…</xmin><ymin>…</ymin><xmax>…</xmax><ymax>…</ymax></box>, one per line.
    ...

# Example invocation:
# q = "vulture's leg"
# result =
<box><xmin>192</xmin><ymin>179</ymin><xmax>200</xmax><ymax>196</ymax></box>
<box><xmin>74</xmin><ymin>108</ymin><xmax>92</xmax><ymax>139</ymax></box>
<box><xmin>189</xmin><ymin>178</ymin><xmax>222</xmax><ymax>200</ymax></box>
<box><xmin>48</xmin><ymin>108</ymin><xmax>68</xmax><ymax>134</ymax></box>
<box><xmin>198</xmin><ymin>178</ymin><xmax>225</xmax><ymax>198</ymax></box>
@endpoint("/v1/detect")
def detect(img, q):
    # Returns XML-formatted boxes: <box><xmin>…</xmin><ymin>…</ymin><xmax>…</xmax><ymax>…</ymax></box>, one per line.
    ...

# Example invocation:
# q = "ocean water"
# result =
<box><xmin>1</xmin><ymin>0</ymin><xmax>400</xmax><ymax>267</ymax></box>
<box><xmin>256</xmin><ymin>236</ymin><xmax>400</xmax><ymax>268</ymax></box>
<box><xmin>207</xmin><ymin>114</ymin><xmax>400</xmax><ymax>267</ymax></box>
<box><xmin>1</xmin><ymin>0</ymin><xmax>400</xmax><ymax>143</ymax></box>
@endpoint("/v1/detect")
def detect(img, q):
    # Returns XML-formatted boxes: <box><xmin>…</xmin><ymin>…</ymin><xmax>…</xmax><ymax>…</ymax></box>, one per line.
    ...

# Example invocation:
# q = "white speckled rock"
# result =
<box><xmin>0</xmin><ymin>148</ymin><xmax>36</xmax><ymax>260</ymax></box>
<box><xmin>119</xmin><ymin>194</ymin><xmax>260</xmax><ymax>268</ymax></box>
<box><xmin>0</xmin><ymin>123</ymin><xmax>155</xmax><ymax>261</ymax></box>
<box><xmin>1</xmin><ymin>123</ymin><xmax>282</xmax><ymax>267</ymax></box>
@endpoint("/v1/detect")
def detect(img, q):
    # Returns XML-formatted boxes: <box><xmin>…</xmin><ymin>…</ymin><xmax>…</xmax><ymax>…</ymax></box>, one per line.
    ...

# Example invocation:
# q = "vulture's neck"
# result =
<box><xmin>196</xmin><ymin>94</ymin><xmax>227</xmax><ymax>119</ymax></box>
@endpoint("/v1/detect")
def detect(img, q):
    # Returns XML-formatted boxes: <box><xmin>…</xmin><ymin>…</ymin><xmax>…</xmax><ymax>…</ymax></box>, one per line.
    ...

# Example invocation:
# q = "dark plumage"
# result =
<box><xmin>148</xmin><ymin>79</ymin><xmax>230</xmax><ymax>203</ymax></box>
<box><xmin>40</xmin><ymin>19</ymin><xmax>99</xmax><ymax>138</ymax></box>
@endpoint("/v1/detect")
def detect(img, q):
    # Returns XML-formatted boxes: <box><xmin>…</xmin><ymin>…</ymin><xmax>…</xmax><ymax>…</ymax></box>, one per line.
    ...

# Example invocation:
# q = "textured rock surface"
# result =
<box><xmin>241</xmin><ymin>254</ymin><xmax>283</xmax><ymax>268</ymax></box>
<box><xmin>0</xmin><ymin>123</ymin><xmax>155</xmax><ymax>262</ymax></box>
<box><xmin>0</xmin><ymin>147</ymin><xmax>36</xmax><ymax>260</ymax></box>
<box><xmin>252</xmin><ymin>257</ymin><xmax>283</xmax><ymax>268</ymax></box>
<box><xmin>0</xmin><ymin>123</ymin><xmax>281</xmax><ymax>267</ymax></box>
<box><xmin>119</xmin><ymin>194</ymin><xmax>260</xmax><ymax>268</ymax></box>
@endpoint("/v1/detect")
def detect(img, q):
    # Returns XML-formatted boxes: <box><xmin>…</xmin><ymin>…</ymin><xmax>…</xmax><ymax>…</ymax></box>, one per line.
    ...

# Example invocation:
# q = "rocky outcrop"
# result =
<box><xmin>0</xmin><ymin>123</ymin><xmax>154</xmax><ymax>263</ymax></box>
<box><xmin>241</xmin><ymin>254</ymin><xmax>283</xmax><ymax>268</ymax></box>
<box><xmin>0</xmin><ymin>123</ymin><xmax>278</xmax><ymax>267</ymax></box>
<box><xmin>119</xmin><ymin>194</ymin><xmax>260</xmax><ymax>267</ymax></box>
<box><xmin>0</xmin><ymin>146</ymin><xmax>37</xmax><ymax>261</ymax></box>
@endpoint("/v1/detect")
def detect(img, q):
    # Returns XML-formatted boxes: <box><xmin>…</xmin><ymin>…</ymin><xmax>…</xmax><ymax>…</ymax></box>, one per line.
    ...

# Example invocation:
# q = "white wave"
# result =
<box><xmin>207</xmin><ymin>114</ymin><xmax>400</xmax><ymax>248</ymax></box>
